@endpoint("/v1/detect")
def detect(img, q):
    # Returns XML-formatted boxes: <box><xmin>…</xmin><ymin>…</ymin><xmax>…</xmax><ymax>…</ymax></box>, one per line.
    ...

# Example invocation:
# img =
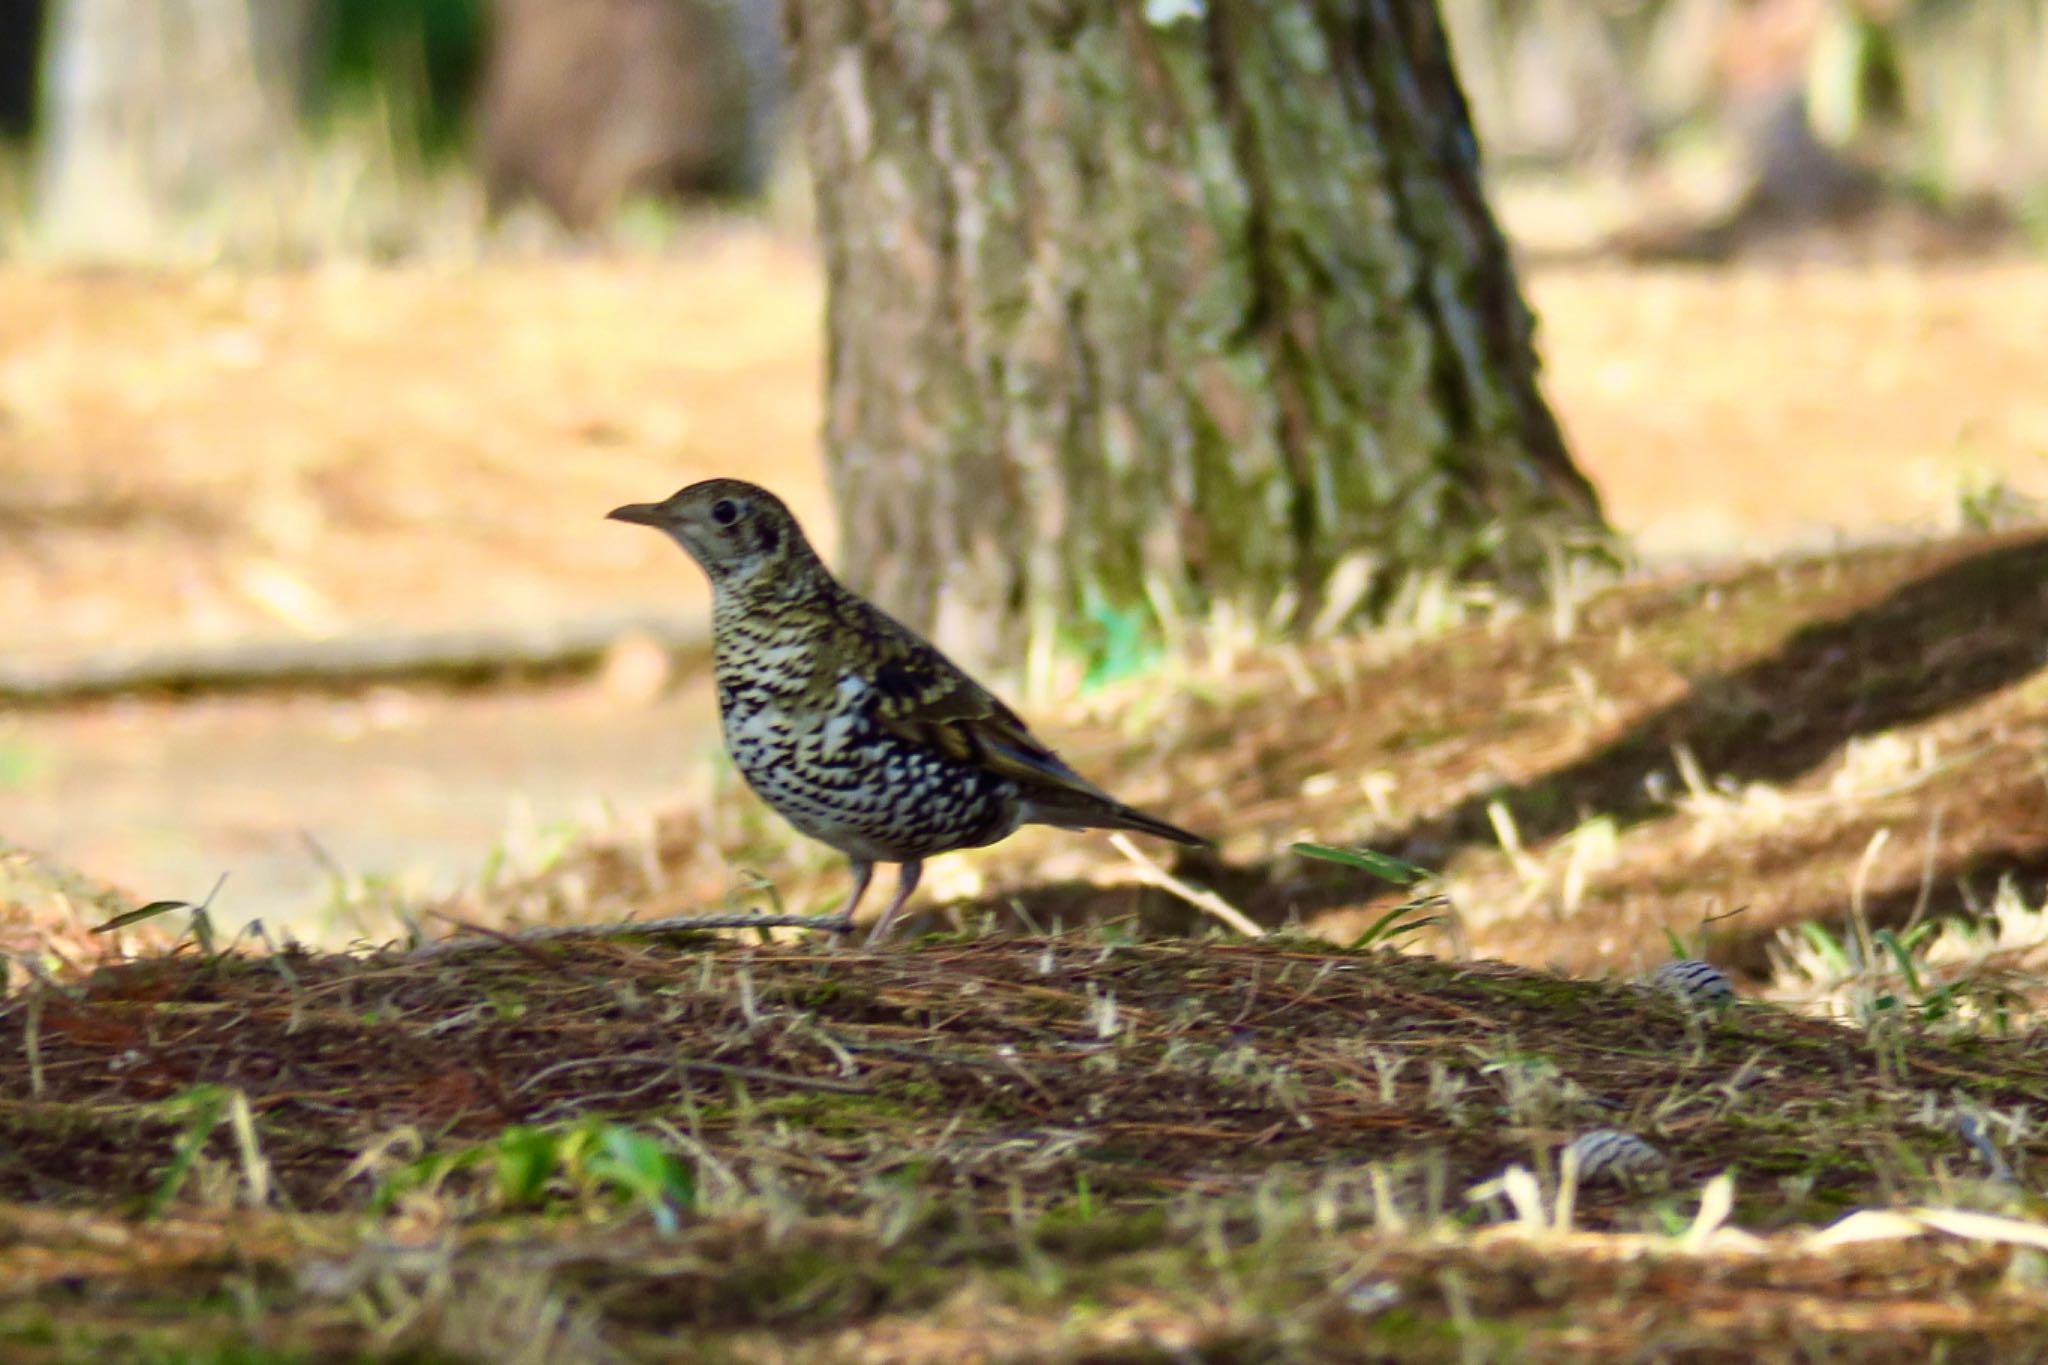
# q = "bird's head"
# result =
<box><xmin>607</xmin><ymin>479</ymin><xmax>818</xmax><ymax>592</ymax></box>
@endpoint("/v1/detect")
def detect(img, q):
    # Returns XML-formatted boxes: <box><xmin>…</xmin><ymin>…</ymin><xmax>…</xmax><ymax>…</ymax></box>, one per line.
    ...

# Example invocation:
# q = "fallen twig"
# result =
<box><xmin>0</xmin><ymin>612</ymin><xmax>709</xmax><ymax>706</ymax></box>
<box><xmin>409</xmin><ymin>909</ymin><xmax>854</xmax><ymax>960</ymax></box>
<box><xmin>1108</xmin><ymin>834</ymin><xmax>1264</xmax><ymax>938</ymax></box>
<box><xmin>515</xmin><ymin>1053</ymin><xmax>869</xmax><ymax>1099</ymax></box>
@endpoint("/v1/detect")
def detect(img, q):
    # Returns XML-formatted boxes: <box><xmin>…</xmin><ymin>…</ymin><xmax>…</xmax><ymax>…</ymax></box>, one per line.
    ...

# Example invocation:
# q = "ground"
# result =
<box><xmin>9</xmin><ymin>245</ymin><xmax>2048</xmax><ymax>668</ymax></box>
<box><xmin>6</xmin><ymin>231</ymin><xmax>2048</xmax><ymax>1359</ymax></box>
<box><xmin>6</xmin><ymin>241</ymin><xmax>2048</xmax><ymax>924</ymax></box>
<box><xmin>5</xmin><ymin>935</ymin><xmax>2048</xmax><ymax>1360</ymax></box>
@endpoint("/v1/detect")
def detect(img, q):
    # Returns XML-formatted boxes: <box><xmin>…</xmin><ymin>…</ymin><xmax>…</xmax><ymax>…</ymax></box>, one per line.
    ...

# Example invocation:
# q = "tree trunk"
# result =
<box><xmin>783</xmin><ymin>0</ymin><xmax>1605</xmax><ymax>676</ymax></box>
<box><xmin>479</xmin><ymin>0</ymin><xmax>785</xmax><ymax>229</ymax></box>
<box><xmin>34</xmin><ymin>0</ymin><xmax>313</xmax><ymax>258</ymax></box>
<box><xmin>0</xmin><ymin>0</ymin><xmax>43</xmax><ymax>140</ymax></box>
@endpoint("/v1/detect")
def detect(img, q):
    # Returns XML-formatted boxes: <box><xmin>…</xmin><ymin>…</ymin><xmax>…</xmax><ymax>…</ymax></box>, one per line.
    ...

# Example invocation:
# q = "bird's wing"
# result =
<box><xmin>843</xmin><ymin>598</ymin><xmax>1207</xmax><ymax>845</ymax></box>
<box><xmin>862</xmin><ymin>626</ymin><xmax>1111</xmax><ymax>802</ymax></box>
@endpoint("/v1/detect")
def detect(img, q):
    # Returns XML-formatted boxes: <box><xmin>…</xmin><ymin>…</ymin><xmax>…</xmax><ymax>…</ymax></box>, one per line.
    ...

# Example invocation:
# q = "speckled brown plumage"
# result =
<box><xmin>608</xmin><ymin>479</ymin><xmax>1206</xmax><ymax>942</ymax></box>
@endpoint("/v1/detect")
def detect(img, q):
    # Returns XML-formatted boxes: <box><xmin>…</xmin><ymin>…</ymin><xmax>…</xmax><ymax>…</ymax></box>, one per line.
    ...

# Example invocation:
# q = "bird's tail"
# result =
<box><xmin>1040</xmin><ymin>798</ymin><xmax>1209</xmax><ymax>847</ymax></box>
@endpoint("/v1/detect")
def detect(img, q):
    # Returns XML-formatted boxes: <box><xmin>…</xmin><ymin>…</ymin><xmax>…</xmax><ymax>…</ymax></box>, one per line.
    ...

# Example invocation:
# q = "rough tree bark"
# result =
<box><xmin>34</xmin><ymin>0</ymin><xmax>314</xmax><ymax>258</ymax></box>
<box><xmin>783</xmin><ymin>0</ymin><xmax>1605</xmax><ymax>674</ymax></box>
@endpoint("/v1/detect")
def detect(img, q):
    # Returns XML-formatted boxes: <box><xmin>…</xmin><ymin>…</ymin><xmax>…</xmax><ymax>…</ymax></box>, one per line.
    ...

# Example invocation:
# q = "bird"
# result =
<box><xmin>607</xmin><ymin>479</ymin><xmax>1207</xmax><ymax>944</ymax></box>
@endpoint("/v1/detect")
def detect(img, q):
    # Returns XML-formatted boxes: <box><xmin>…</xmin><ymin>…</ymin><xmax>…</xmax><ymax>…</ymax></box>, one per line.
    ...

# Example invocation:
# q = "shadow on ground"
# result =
<box><xmin>1401</xmin><ymin>532</ymin><xmax>2048</xmax><ymax>850</ymax></box>
<box><xmin>927</xmin><ymin>533</ymin><xmax>2048</xmax><ymax>969</ymax></box>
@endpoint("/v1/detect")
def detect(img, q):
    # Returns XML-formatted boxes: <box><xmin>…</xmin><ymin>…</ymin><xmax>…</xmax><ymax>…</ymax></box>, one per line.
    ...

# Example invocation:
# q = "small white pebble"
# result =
<box><xmin>1953</xmin><ymin>1113</ymin><xmax>2018</xmax><ymax>1184</ymax></box>
<box><xmin>1647</xmin><ymin>958</ymin><xmax>1735</xmax><ymax>1007</ymax></box>
<box><xmin>1563</xmin><ymin>1129</ymin><xmax>1665</xmax><ymax>1184</ymax></box>
<box><xmin>1343</xmin><ymin>1281</ymin><xmax>1403</xmax><ymax>1315</ymax></box>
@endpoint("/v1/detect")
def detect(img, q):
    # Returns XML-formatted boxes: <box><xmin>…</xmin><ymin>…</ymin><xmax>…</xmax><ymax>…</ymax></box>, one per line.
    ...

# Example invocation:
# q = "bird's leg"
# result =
<box><xmin>838</xmin><ymin>858</ymin><xmax>875</xmax><ymax>930</ymax></box>
<box><xmin>863</xmin><ymin>860</ymin><xmax>923</xmax><ymax>946</ymax></box>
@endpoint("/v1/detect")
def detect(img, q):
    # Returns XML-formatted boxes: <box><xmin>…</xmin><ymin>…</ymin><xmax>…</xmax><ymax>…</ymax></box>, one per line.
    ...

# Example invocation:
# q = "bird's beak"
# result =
<box><xmin>606</xmin><ymin>502</ymin><xmax>665</xmax><ymax>527</ymax></box>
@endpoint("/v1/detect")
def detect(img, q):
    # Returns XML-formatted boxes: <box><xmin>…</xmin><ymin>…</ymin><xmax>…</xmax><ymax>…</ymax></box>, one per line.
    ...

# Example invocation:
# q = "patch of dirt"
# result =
<box><xmin>0</xmin><ymin>230</ymin><xmax>830</xmax><ymax>668</ymax></box>
<box><xmin>1529</xmin><ymin>260</ymin><xmax>2048</xmax><ymax>561</ymax></box>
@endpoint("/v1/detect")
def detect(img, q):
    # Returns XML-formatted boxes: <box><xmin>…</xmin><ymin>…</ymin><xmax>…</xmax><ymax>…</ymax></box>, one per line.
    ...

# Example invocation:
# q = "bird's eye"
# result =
<box><xmin>710</xmin><ymin>499</ymin><xmax>740</xmax><ymax>526</ymax></box>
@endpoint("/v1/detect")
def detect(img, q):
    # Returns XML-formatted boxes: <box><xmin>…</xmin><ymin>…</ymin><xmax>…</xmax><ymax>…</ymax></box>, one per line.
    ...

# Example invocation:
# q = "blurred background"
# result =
<box><xmin>2</xmin><ymin>0</ymin><xmax>2046</xmax><ymax>935</ymax></box>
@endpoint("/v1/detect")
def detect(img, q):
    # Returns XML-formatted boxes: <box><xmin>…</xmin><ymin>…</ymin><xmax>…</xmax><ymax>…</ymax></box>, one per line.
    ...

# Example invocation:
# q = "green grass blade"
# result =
<box><xmin>1293</xmin><ymin>842</ymin><xmax>1433</xmax><ymax>885</ymax></box>
<box><xmin>147</xmin><ymin>1085</ymin><xmax>231</xmax><ymax>1219</ymax></box>
<box><xmin>92</xmin><ymin>900</ymin><xmax>198</xmax><ymax>934</ymax></box>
